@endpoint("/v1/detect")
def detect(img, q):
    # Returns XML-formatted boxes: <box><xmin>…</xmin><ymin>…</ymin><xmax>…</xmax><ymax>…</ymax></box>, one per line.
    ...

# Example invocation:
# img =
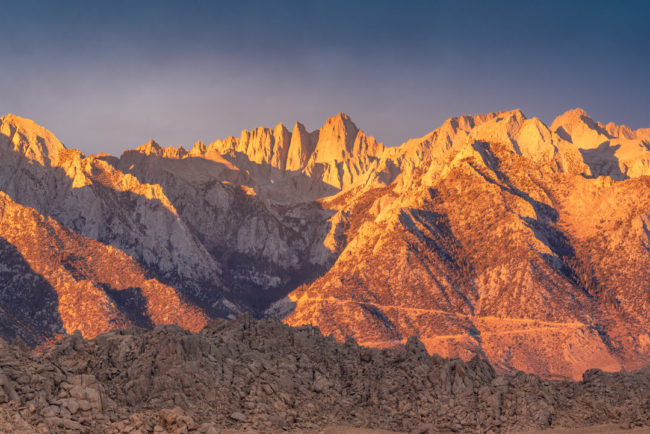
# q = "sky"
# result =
<box><xmin>1</xmin><ymin>0</ymin><xmax>649</xmax><ymax>154</ymax></box>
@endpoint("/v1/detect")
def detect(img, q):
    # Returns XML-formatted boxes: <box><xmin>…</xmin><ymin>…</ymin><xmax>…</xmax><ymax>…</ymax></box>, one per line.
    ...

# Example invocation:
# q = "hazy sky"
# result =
<box><xmin>1</xmin><ymin>0</ymin><xmax>649</xmax><ymax>154</ymax></box>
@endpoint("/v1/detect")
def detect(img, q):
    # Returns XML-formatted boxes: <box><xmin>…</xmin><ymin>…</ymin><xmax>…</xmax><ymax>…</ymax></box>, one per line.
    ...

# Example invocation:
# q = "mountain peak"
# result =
<box><xmin>286</xmin><ymin>121</ymin><xmax>317</xmax><ymax>171</ymax></box>
<box><xmin>190</xmin><ymin>140</ymin><xmax>206</xmax><ymax>155</ymax></box>
<box><xmin>2</xmin><ymin>109</ymin><xmax>650</xmax><ymax>386</ymax></box>
<box><xmin>565</xmin><ymin>107</ymin><xmax>589</xmax><ymax>117</ymax></box>
<box><xmin>550</xmin><ymin>108</ymin><xmax>609</xmax><ymax>146</ymax></box>
<box><xmin>323</xmin><ymin>112</ymin><xmax>356</xmax><ymax>129</ymax></box>
<box><xmin>291</xmin><ymin>121</ymin><xmax>307</xmax><ymax>132</ymax></box>
<box><xmin>0</xmin><ymin>113</ymin><xmax>67</xmax><ymax>165</ymax></box>
<box><xmin>134</xmin><ymin>139</ymin><xmax>188</xmax><ymax>159</ymax></box>
<box><xmin>1</xmin><ymin>113</ymin><xmax>31</xmax><ymax>125</ymax></box>
<box><xmin>274</xmin><ymin>122</ymin><xmax>288</xmax><ymax>134</ymax></box>
<box><xmin>496</xmin><ymin>108</ymin><xmax>526</xmax><ymax>120</ymax></box>
<box><xmin>136</xmin><ymin>139</ymin><xmax>163</xmax><ymax>155</ymax></box>
<box><xmin>333</xmin><ymin>112</ymin><xmax>352</xmax><ymax>121</ymax></box>
<box><xmin>551</xmin><ymin>107</ymin><xmax>596</xmax><ymax>130</ymax></box>
<box><xmin>312</xmin><ymin>113</ymin><xmax>360</xmax><ymax>163</ymax></box>
<box><xmin>603</xmin><ymin>121</ymin><xmax>637</xmax><ymax>140</ymax></box>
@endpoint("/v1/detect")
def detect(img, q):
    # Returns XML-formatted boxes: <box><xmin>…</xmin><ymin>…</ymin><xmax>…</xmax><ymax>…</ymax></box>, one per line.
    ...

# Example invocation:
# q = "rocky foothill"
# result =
<box><xmin>0</xmin><ymin>316</ymin><xmax>648</xmax><ymax>433</ymax></box>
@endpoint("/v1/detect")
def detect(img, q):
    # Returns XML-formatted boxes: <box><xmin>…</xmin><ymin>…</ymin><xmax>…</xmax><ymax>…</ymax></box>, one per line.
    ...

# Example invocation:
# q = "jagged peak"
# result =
<box><xmin>208</xmin><ymin>136</ymin><xmax>238</xmax><ymax>155</ymax></box>
<box><xmin>208</xmin><ymin>114</ymin><xmax>372</xmax><ymax>169</ymax></box>
<box><xmin>495</xmin><ymin>108</ymin><xmax>527</xmax><ymax>120</ymax></box>
<box><xmin>550</xmin><ymin>108</ymin><xmax>612</xmax><ymax>147</ymax></box>
<box><xmin>0</xmin><ymin>113</ymin><xmax>68</xmax><ymax>165</ymax></box>
<box><xmin>551</xmin><ymin>108</ymin><xmax>596</xmax><ymax>129</ymax></box>
<box><xmin>602</xmin><ymin>121</ymin><xmax>636</xmax><ymax>140</ymax></box>
<box><xmin>334</xmin><ymin>112</ymin><xmax>352</xmax><ymax>121</ymax></box>
<box><xmin>440</xmin><ymin>109</ymin><xmax>527</xmax><ymax>135</ymax></box>
<box><xmin>321</xmin><ymin>113</ymin><xmax>358</xmax><ymax>138</ymax></box>
<box><xmin>322</xmin><ymin>112</ymin><xmax>358</xmax><ymax>131</ymax></box>
<box><xmin>1</xmin><ymin>113</ymin><xmax>40</xmax><ymax>127</ymax></box>
<box><xmin>245</xmin><ymin>125</ymin><xmax>266</xmax><ymax>136</ymax></box>
<box><xmin>134</xmin><ymin>140</ymin><xmax>188</xmax><ymax>159</ymax></box>
<box><xmin>136</xmin><ymin>139</ymin><xmax>163</xmax><ymax>155</ymax></box>
<box><xmin>311</xmin><ymin>113</ymin><xmax>380</xmax><ymax>164</ymax></box>
<box><xmin>292</xmin><ymin>121</ymin><xmax>307</xmax><ymax>132</ymax></box>
<box><xmin>440</xmin><ymin>109</ymin><xmax>526</xmax><ymax>133</ymax></box>
<box><xmin>190</xmin><ymin>140</ymin><xmax>206</xmax><ymax>155</ymax></box>
<box><xmin>450</xmin><ymin>114</ymin><xmax>478</xmax><ymax>131</ymax></box>
<box><xmin>144</xmin><ymin>138</ymin><xmax>161</xmax><ymax>149</ymax></box>
<box><xmin>1</xmin><ymin>113</ymin><xmax>67</xmax><ymax>146</ymax></box>
<box><xmin>273</xmin><ymin>122</ymin><xmax>288</xmax><ymax>135</ymax></box>
<box><xmin>1</xmin><ymin>113</ymin><xmax>65</xmax><ymax>134</ymax></box>
<box><xmin>240</xmin><ymin>123</ymin><xmax>289</xmax><ymax>143</ymax></box>
<box><xmin>637</xmin><ymin>127</ymin><xmax>650</xmax><ymax>140</ymax></box>
<box><xmin>561</xmin><ymin>107</ymin><xmax>590</xmax><ymax>118</ymax></box>
<box><xmin>438</xmin><ymin>113</ymin><xmax>487</xmax><ymax>135</ymax></box>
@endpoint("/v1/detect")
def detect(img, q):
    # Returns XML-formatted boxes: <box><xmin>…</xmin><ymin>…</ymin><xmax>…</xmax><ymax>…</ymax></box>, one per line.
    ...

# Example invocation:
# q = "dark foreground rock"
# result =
<box><xmin>0</xmin><ymin>316</ymin><xmax>648</xmax><ymax>433</ymax></box>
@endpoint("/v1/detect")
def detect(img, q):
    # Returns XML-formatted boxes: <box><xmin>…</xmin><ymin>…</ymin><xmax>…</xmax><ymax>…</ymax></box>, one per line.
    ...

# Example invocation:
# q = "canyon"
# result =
<box><xmin>0</xmin><ymin>108</ymin><xmax>649</xmax><ymax>381</ymax></box>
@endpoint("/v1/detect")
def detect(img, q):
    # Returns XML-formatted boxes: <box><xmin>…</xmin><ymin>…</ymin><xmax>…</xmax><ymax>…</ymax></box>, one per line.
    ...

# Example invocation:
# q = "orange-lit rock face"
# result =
<box><xmin>285</xmin><ymin>109</ymin><xmax>650</xmax><ymax>380</ymax></box>
<box><xmin>0</xmin><ymin>192</ymin><xmax>208</xmax><ymax>340</ymax></box>
<box><xmin>178</xmin><ymin>113</ymin><xmax>385</xmax><ymax>201</ymax></box>
<box><xmin>0</xmin><ymin>109</ymin><xmax>649</xmax><ymax>380</ymax></box>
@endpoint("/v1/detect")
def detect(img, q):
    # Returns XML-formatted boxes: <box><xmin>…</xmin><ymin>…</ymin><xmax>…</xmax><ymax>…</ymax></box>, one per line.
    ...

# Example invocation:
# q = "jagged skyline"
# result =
<box><xmin>2</xmin><ymin>106</ymin><xmax>649</xmax><ymax>379</ymax></box>
<box><xmin>1</xmin><ymin>0</ymin><xmax>649</xmax><ymax>154</ymax></box>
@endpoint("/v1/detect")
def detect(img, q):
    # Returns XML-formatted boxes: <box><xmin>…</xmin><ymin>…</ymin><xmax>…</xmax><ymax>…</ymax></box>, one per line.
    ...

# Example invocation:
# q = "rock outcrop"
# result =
<box><xmin>551</xmin><ymin>108</ymin><xmax>650</xmax><ymax>179</ymax></box>
<box><xmin>184</xmin><ymin>113</ymin><xmax>384</xmax><ymax>202</ymax></box>
<box><xmin>0</xmin><ymin>317</ymin><xmax>649</xmax><ymax>433</ymax></box>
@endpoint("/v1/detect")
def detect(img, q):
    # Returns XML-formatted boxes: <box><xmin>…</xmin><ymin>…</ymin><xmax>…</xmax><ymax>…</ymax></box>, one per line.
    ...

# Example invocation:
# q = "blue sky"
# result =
<box><xmin>1</xmin><ymin>0</ymin><xmax>649</xmax><ymax>154</ymax></box>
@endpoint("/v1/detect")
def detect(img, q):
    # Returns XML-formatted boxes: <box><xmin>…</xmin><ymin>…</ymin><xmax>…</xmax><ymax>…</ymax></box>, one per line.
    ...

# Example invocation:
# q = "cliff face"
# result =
<box><xmin>0</xmin><ymin>109</ymin><xmax>649</xmax><ymax>380</ymax></box>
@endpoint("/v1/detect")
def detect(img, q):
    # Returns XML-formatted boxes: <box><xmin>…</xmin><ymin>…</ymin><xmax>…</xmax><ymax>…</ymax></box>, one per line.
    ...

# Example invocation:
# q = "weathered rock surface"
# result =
<box><xmin>0</xmin><ymin>317</ymin><xmax>648</xmax><ymax>433</ymax></box>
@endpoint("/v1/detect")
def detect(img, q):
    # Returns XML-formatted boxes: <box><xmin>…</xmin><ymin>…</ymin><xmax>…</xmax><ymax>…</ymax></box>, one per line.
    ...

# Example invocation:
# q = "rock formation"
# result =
<box><xmin>187</xmin><ymin>113</ymin><xmax>384</xmax><ymax>201</ymax></box>
<box><xmin>0</xmin><ymin>108</ymin><xmax>649</xmax><ymax>382</ymax></box>
<box><xmin>551</xmin><ymin>108</ymin><xmax>650</xmax><ymax>179</ymax></box>
<box><xmin>0</xmin><ymin>317</ymin><xmax>648</xmax><ymax>433</ymax></box>
<box><xmin>287</xmin><ymin>109</ymin><xmax>650</xmax><ymax>380</ymax></box>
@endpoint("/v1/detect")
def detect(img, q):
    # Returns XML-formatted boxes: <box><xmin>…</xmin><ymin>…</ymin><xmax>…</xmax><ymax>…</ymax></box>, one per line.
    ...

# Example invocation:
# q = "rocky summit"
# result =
<box><xmin>0</xmin><ymin>317</ymin><xmax>649</xmax><ymax>433</ymax></box>
<box><xmin>0</xmin><ymin>108</ymin><xmax>649</xmax><ymax>383</ymax></box>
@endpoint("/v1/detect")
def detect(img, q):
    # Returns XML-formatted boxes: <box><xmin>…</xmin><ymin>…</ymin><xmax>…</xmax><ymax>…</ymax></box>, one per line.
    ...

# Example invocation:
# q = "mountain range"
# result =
<box><xmin>0</xmin><ymin>108</ymin><xmax>648</xmax><ymax>380</ymax></box>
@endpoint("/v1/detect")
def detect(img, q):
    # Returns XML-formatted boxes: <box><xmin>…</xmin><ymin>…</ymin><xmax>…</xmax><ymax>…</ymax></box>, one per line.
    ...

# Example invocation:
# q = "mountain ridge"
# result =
<box><xmin>0</xmin><ymin>108</ymin><xmax>648</xmax><ymax>380</ymax></box>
